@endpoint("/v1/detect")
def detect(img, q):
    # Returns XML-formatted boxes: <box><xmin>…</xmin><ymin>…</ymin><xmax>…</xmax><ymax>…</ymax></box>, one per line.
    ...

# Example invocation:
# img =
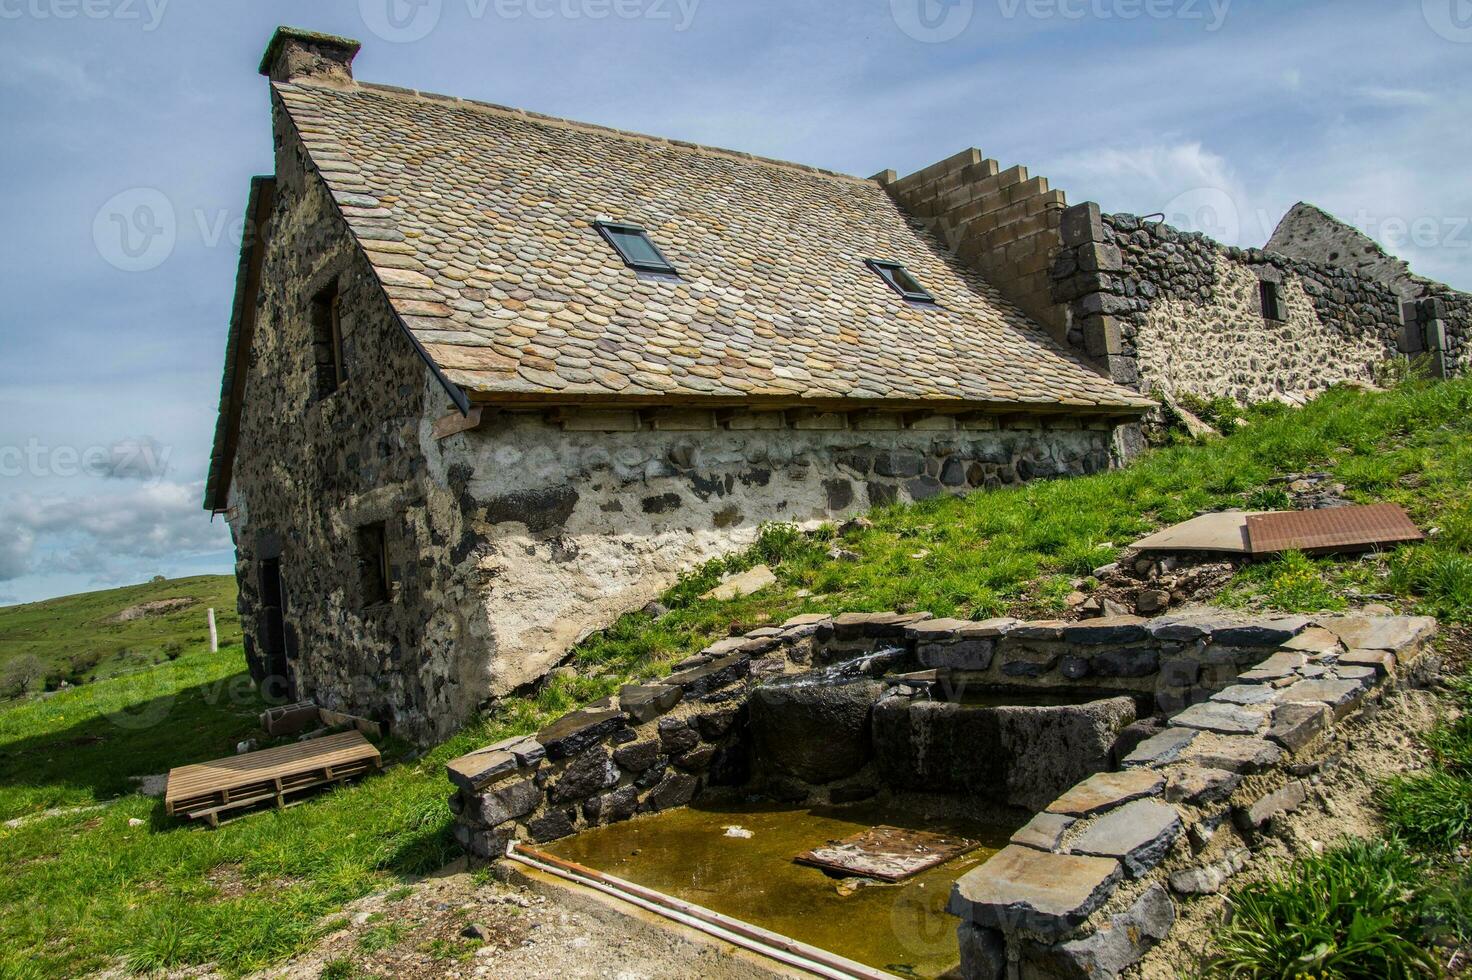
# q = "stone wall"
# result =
<box><xmin>1047</xmin><ymin>205</ymin><xmax>1407</xmax><ymax>402</ymax></box>
<box><xmin>227</xmin><ymin>91</ymin><xmax>465</xmax><ymax>735</ymax></box>
<box><xmin>948</xmin><ymin>613</ymin><xmax>1438</xmax><ymax>979</ymax></box>
<box><xmin>884</xmin><ymin>149</ymin><xmax>1071</xmax><ymax>341</ymax></box>
<box><xmin>426</xmin><ymin>415</ymin><xmax>1116</xmax><ymax>703</ymax></box>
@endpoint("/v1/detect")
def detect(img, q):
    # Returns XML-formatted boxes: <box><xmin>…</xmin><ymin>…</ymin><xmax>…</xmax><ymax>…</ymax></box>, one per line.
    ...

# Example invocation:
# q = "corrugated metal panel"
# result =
<box><xmin>1245</xmin><ymin>503</ymin><xmax>1424</xmax><ymax>555</ymax></box>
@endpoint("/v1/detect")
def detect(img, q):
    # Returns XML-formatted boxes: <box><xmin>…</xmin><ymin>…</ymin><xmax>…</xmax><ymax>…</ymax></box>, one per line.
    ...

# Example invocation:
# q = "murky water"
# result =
<box><xmin>545</xmin><ymin>800</ymin><xmax>1017</xmax><ymax>978</ymax></box>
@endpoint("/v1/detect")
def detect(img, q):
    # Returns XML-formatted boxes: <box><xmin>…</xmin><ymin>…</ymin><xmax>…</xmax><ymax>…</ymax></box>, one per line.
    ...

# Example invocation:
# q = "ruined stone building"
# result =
<box><xmin>206</xmin><ymin>27</ymin><xmax>1466</xmax><ymax>741</ymax></box>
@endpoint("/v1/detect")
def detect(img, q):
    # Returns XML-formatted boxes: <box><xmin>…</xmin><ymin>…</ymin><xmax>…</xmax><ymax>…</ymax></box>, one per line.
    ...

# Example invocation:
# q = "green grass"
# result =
<box><xmin>1210</xmin><ymin>838</ymin><xmax>1441</xmax><ymax>978</ymax></box>
<box><xmin>2</xmin><ymin>377</ymin><xmax>1470</xmax><ymax>976</ymax></box>
<box><xmin>0</xmin><ymin>575</ymin><xmax>241</xmax><ymax>694</ymax></box>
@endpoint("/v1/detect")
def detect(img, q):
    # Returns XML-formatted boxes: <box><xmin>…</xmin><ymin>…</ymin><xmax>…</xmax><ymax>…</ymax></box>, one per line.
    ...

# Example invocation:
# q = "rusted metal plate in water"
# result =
<box><xmin>1245</xmin><ymin>503</ymin><xmax>1423</xmax><ymax>555</ymax></box>
<box><xmin>794</xmin><ymin>826</ymin><xmax>977</xmax><ymax>882</ymax></box>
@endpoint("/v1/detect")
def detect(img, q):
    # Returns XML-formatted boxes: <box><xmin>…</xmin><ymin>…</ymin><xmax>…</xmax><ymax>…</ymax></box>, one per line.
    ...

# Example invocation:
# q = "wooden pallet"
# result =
<box><xmin>165</xmin><ymin>730</ymin><xmax>381</xmax><ymax>827</ymax></box>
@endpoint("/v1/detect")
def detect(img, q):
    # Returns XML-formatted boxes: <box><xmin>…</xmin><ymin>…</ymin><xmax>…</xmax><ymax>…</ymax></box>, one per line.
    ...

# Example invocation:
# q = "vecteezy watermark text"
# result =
<box><xmin>359</xmin><ymin>0</ymin><xmax>700</xmax><ymax>43</ymax></box>
<box><xmin>0</xmin><ymin>437</ymin><xmax>172</xmax><ymax>482</ymax></box>
<box><xmin>997</xmin><ymin>0</ymin><xmax>1231</xmax><ymax>31</ymax></box>
<box><xmin>0</xmin><ymin>0</ymin><xmax>168</xmax><ymax>30</ymax></box>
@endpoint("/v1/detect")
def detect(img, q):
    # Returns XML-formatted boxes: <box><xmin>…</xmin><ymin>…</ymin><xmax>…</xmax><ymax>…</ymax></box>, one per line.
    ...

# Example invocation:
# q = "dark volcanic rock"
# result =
<box><xmin>751</xmin><ymin>677</ymin><xmax>884</xmax><ymax>785</ymax></box>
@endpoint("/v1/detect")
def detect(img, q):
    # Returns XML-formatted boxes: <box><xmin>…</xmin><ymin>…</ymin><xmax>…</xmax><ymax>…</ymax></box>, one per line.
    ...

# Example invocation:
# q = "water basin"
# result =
<box><xmin>544</xmin><ymin>799</ymin><xmax>1017</xmax><ymax>978</ymax></box>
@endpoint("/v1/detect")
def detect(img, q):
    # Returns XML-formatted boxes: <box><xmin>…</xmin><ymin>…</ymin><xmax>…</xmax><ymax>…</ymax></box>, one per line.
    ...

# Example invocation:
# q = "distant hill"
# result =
<box><xmin>0</xmin><ymin>575</ymin><xmax>240</xmax><ymax>696</ymax></box>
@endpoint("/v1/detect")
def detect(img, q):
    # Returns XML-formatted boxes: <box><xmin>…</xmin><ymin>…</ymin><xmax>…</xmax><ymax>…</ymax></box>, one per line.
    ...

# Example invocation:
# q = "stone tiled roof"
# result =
<box><xmin>273</xmin><ymin>80</ymin><xmax>1153</xmax><ymax>412</ymax></box>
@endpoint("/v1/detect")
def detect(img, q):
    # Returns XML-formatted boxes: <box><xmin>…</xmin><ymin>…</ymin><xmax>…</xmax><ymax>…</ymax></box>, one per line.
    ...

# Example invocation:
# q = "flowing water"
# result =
<box><xmin>544</xmin><ymin>799</ymin><xmax>1017</xmax><ymax>978</ymax></box>
<box><xmin>765</xmin><ymin>648</ymin><xmax>909</xmax><ymax>688</ymax></box>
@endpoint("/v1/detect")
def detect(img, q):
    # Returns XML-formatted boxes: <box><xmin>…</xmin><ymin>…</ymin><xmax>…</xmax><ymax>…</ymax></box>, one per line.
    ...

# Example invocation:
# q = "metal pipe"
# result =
<box><xmin>504</xmin><ymin>840</ymin><xmax>897</xmax><ymax>980</ymax></box>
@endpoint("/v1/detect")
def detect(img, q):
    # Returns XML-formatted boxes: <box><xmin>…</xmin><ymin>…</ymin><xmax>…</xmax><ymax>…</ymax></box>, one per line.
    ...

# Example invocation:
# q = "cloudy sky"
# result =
<box><xmin>1</xmin><ymin>0</ymin><xmax>1469</xmax><ymax>606</ymax></box>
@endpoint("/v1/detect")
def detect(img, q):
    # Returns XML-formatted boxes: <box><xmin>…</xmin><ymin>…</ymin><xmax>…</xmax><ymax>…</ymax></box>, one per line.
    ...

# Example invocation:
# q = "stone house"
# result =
<box><xmin>206</xmin><ymin>27</ymin><xmax>1458</xmax><ymax>741</ymax></box>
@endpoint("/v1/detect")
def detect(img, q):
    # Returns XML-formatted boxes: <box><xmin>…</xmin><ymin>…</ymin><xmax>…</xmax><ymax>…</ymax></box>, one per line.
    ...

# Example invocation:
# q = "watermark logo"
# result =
<box><xmin>1163</xmin><ymin>186</ymin><xmax>1240</xmax><ymax>246</ymax></box>
<box><xmin>360</xmin><ymin>0</ymin><xmax>701</xmax><ymax>41</ymax></box>
<box><xmin>360</xmin><ymin>0</ymin><xmax>443</xmax><ymax>43</ymax></box>
<box><xmin>1423</xmin><ymin>0</ymin><xmax>1472</xmax><ymax>42</ymax></box>
<box><xmin>0</xmin><ymin>0</ymin><xmax>170</xmax><ymax>31</ymax></box>
<box><xmin>93</xmin><ymin>188</ymin><xmax>175</xmax><ymax>273</ymax></box>
<box><xmin>0</xmin><ymin>437</ymin><xmax>172</xmax><ymax>482</ymax></box>
<box><xmin>891</xmin><ymin>0</ymin><xmax>974</xmax><ymax>42</ymax></box>
<box><xmin>997</xmin><ymin>0</ymin><xmax>1231</xmax><ymax>31</ymax></box>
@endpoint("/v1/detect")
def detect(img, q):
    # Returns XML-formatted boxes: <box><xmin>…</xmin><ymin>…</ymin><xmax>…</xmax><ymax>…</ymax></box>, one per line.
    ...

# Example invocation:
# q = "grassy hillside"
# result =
<box><xmin>0</xmin><ymin>377</ymin><xmax>1468</xmax><ymax>977</ymax></box>
<box><xmin>0</xmin><ymin>575</ymin><xmax>240</xmax><ymax>694</ymax></box>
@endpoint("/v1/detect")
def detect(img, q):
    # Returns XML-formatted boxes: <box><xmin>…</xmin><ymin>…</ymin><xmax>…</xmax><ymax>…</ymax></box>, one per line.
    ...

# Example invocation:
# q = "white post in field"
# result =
<box><xmin>208</xmin><ymin>608</ymin><xmax>219</xmax><ymax>652</ymax></box>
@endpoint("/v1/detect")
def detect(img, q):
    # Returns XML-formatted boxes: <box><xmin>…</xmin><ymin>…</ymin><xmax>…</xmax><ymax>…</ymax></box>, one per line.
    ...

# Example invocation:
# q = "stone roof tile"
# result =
<box><xmin>274</xmin><ymin>80</ymin><xmax>1154</xmax><ymax>412</ymax></box>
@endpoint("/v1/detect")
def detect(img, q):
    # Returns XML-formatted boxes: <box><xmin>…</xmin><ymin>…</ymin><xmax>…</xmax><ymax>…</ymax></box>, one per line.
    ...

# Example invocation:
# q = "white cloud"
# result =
<box><xmin>0</xmin><ymin>481</ymin><xmax>228</xmax><ymax>584</ymax></box>
<box><xmin>0</xmin><ymin>525</ymin><xmax>33</xmax><ymax>582</ymax></box>
<box><xmin>1352</xmin><ymin>86</ymin><xmax>1436</xmax><ymax>108</ymax></box>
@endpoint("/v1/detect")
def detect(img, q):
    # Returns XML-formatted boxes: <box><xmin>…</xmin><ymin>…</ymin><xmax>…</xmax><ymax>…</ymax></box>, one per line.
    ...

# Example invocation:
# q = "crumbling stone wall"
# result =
<box><xmin>1048</xmin><ymin>207</ymin><xmax>1406</xmax><ymax>403</ymax></box>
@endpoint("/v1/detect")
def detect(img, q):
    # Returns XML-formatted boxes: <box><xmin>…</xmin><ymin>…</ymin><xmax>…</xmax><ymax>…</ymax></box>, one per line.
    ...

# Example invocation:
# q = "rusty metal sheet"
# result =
<box><xmin>794</xmin><ymin>826</ymin><xmax>976</xmax><ymax>882</ymax></box>
<box><xmin>1245</xmin><ymin>503</ymin><xmax>1424</xmax><ymax>556</ymax></box>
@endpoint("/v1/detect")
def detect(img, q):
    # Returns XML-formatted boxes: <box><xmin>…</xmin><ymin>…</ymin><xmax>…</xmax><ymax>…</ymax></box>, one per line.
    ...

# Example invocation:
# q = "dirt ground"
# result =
<box><xmin>256</xmin><ymin>859</ymin><xmax>791</xmax><ymax>980</ymax></box>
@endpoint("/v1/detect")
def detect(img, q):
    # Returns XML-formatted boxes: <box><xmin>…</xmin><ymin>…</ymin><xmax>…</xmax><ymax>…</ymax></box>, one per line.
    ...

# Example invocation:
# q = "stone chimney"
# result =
<box><xmin>259</xmin><ymin>26</ymin><xmax>361</xmax><ymax>86</ymax></box>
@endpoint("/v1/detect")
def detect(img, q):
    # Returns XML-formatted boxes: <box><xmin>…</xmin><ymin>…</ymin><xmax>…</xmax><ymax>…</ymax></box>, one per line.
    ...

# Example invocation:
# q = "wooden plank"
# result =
<box><xmin>165</xmin><ymin>731</ymin><xmax>378</xmax><ymax>808</ymax></box>
<box><xmin>431</xmin><ymin>405</ymin><xmax>485</xmax><ymax>440</ymax></box>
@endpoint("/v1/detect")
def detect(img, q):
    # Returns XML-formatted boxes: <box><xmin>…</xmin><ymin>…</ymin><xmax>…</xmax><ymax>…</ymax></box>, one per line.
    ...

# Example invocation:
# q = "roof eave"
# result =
<box><xmin>204</xmin><ymin>176</ymin><xmax>276</xmax><ymax>514</ymax></box>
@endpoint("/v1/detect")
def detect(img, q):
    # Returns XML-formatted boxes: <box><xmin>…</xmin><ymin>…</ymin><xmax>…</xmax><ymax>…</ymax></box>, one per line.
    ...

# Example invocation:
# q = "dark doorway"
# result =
<box><xmin>258</xmin><ymin>557</ymin><xmax>292</xmax><ymax>700</ymax></box>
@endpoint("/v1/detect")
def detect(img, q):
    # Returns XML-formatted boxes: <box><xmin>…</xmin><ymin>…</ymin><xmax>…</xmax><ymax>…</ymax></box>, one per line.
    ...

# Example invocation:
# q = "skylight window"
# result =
<box><xmin>866</xmin><ymin>259</ymin><xmax>937</xmax><ymax>304</ymax></box>
<box><xmin>595</xmin><ymin>220</ymin><xmax>678</xmax><ymax>275</ymax></box>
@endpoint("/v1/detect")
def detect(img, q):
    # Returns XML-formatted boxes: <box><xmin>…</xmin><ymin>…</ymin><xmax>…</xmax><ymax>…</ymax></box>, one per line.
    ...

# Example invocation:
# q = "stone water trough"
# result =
<box><xmin>445</xmin><ymin>609</ymin><xmax>1439</xmax><ymax>978</ymax></box>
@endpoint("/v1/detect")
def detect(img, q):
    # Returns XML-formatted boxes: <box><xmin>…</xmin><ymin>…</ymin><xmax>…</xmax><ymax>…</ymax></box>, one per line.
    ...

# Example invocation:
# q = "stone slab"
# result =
<box><xmin>700</xmin><ymin>564</ymin><xmax>777</xmax><ymax>601</ymax></box>
<box><xmin>1211</xmin><ymin>684</ymin><xmax>1278</xmax><ymax>706</ymax></box>
<box><xmin>1277</xmin><ymin>678</ymin><xmax>1366</xmax><ymax>719</ymax></box>
<box><xmin>663</xmin><ymin>652</ymin><xmax>751</xmax><ymax>697</ymax></box>
<box><xmin>1059</xmin><ymin>616</ymin><xmax>1149</xmax><ymax>645</ymax></box>
<box><xmin>1338</xmin><ymin>648</ymin><xmax>1396</xmax><ymax>676</ymax></box>
<box><xmin>1236</xmin><ymin>780</ymin><xmax>1311</xmax><ymax>831</ymax></box>
<box><xmin>1047</xmin><ymin>770</ymin><xmax>1165</xmax><ymax>817</ymax></box>
<box><xmin>1170</xmin><ymin>701</ymin><xmax>1269</xmax><ymax>735</ymax></box>
<box><xmin>446</xmin><ymin>749</ymin><xmax>519</xmax><ymax>793</ymax></box>
<box><xmin>1280</xmin><ymin>626</ymin><xmax>1342</xmax><ymax>654</ymax></box>
<box><xmin>1236</xmin><ymin>650</ymin><xmax>1307</xmax><ymax>683</ymax></box>
<box><xmin>619</xmin><ymin>684</ymin><xmax>682</xmax><ymax>724</ymax></box>
<box><xmin>1179</xmin><ymin>734</ymin><xmax>1282</xmax><ymax>774</ymax></box>
<box><xmin>1122</xmin><ymin>727</ymin><xmax>1198</xmax><ymax>768</ymax></box>
<box><xmin>1266</xmin><ymin>702</ymin><xmax>1332</xmax><ymax>753</ymax></box>
<box><xmin>1011</xmin><ymin>811</ymin><xmax>1076</xmax><ymax>852</ymax></box>
<box><xmin>1320</xmin><ymin>615</ymin><xmax>1436</xmax><ymax>653</ymax></box>
<box><xmin>1028</xmin><ymin>883</ymin><xmax>1174</xmax><ymax>978</ymax></box>
<box><xmin>1212</xmin><ymin>617</ymin><xmax>1311</xmax><ymax>647</ymax></box>
<box><xmin>536</xmin><ymin>708</ymin><xmax>626</xmax><ymax>761</ymax></box>
<box><xmin>1070</xmin><ymin>799</ymin><xmax>1183</xmax><ymax>877</ymax></box>
<box><xmin>948</xmin><ymin>845</ymin><xmax>1123</xmax><ymax>937</ymax></box>
<box><xmin>1165</xmin><ymin>766</ymin><xmax>1241</xmax><ymax>806</ymax></box>
<box><xmin>1131</xmin><ymin>512</ymin><xmax>1255</xmax><ymax>553</ymax></box>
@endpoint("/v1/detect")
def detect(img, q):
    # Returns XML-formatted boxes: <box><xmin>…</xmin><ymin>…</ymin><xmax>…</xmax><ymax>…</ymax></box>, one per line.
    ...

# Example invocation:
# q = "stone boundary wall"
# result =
<box><xmin>947</xmin><ymin>612</ymin><xmax>1438</xmax><ymax>979</ymax></box>
<box><xmin>883</xmin><ymin>149</ymin><xmax>1071</xmax><ymax>341</ymax></box>
<box><xmin>1408</xmin><ymin>286</ymin><xmax>1472</xmax><ymax>378</ymax></box>
<box><xmin>1047</xmin><ymin>205</ymin><xmax>1408</xmax><ymax>401</ymax></box>
<box><xmin>444</xmin><ymin>610</ymin><xmax>1427</xmax><ymax>864</ymax></box>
